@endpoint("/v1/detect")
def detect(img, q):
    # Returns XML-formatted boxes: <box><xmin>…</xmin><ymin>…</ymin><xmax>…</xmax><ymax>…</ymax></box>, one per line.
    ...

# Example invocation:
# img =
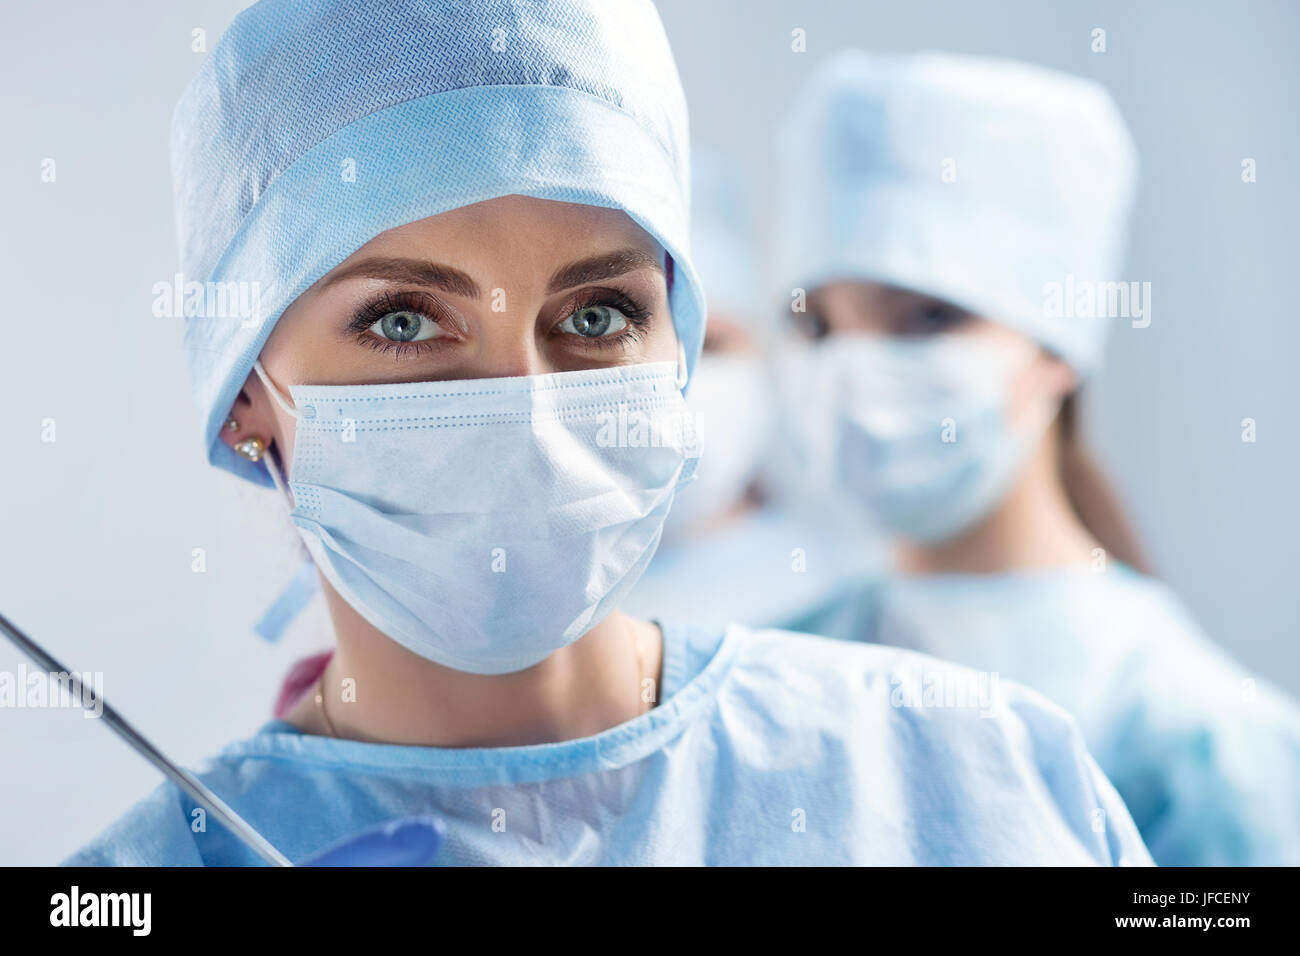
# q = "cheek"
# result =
<box><xmin>646</xmin><ymin>315</ymin><xmax>682</xmax><ymax>361</ymax></box>
<box><xmin>1006</xmin><ymin>355</ymin><xmax>1063</xmax><ymax>421</ymax></box>
<box><xmin>1006</xmin><ymin>366</ymin><xmax>1034</xmax><ymax>420</ymax></box>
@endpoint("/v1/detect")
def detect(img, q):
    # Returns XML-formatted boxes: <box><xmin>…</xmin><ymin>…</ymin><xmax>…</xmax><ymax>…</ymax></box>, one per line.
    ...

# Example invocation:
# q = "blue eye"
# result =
<box><xmin>559</xmin><ymin>305</ymin><xmax>629</xmax><ymax>338</ymax></box>
<box><xmin>368</xmin><ymin>311</ymin><xmax>442</xmax><ymax>342</ymax></box>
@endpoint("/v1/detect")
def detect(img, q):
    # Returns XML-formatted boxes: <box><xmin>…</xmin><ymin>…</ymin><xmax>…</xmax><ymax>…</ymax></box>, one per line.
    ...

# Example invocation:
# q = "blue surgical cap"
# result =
<box><xmin>172</xmin><ymin>0</ymin><xmax>704</xmax><ymax>486</ymax></box>
<box><xmin>777</xmin><ymin>51</ymin><xmax>1138</xmax><ymax>376</ymax></box>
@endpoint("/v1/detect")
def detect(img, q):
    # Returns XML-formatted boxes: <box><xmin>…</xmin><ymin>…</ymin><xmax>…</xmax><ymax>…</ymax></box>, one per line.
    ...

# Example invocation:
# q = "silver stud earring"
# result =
<box><xmin>225</xmin><ymin>418</ymin><xmax>240</xmax><ymax>432</ymax></box>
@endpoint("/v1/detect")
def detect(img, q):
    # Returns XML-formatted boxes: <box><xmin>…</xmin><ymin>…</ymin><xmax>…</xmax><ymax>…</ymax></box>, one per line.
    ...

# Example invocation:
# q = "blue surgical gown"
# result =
<box><xmin>622</xmin><ymin>507</ymin><xmax>883</xmax><ymax>639</ymax></box>
<box><xmin>64</xmin><ymin>622</ymin><xmax>1151</xmax><ymax>866</ymax></box>
<box><xmin>839</xmin><ymin>565</ymin><xmax>1300</xmax><ymax>865</ymax></box>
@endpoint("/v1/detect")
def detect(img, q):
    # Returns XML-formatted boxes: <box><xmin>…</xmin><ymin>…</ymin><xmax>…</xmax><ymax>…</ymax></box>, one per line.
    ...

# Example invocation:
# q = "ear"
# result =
<box><xmin>218</xmin><ymin>369</ymin><xmax>294</xmax><ymax>465</ymax></box>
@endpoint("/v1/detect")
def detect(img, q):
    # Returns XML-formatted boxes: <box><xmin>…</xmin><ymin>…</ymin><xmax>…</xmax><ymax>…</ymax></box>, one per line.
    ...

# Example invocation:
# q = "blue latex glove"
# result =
<box><xmin>298</xmin><ymin>816</ymin><xmax>445</xmax><ymax>866</ymax></box>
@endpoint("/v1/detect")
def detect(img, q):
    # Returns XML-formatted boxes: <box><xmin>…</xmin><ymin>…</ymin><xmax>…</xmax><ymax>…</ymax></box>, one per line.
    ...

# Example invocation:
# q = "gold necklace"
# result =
<box><xmin>314</xmin><ymin>668</ymin><xmax>339</xmax><ymax>738</ymax></box>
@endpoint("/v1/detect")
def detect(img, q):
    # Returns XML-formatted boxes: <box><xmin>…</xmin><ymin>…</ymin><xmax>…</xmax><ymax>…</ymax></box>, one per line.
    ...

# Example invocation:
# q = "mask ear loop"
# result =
<box><xmin>246</xmin><ymin>361</ymin><xmax>319</xmax><ymax>642</ymax></box>
<box><xmin>262</xmin><ymin>442</ymin><xmax>294</xmax><ymax>508</ymax></box>
<box><xmin>253</xmin><ymin>360</ymin><xmax>301</xmax><ymax>420</ymax></box>
<box><xmin>251</xmin><ymin>360</ymin><xmax>299</xmax><ymax>509</ymax></box>
<box><xmin>675</xmin><ymin>339</ymin><xmax>689</xmax><ymax>390</ymax></box>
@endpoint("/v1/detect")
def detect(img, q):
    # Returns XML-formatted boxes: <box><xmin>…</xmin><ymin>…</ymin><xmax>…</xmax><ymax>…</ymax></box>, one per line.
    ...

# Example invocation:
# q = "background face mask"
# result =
<box><xmin>788</xmin><ymin>335</ymin><xmax>1055</xmax><ymax>543</ymax></box>
<box><xmin>259</xmin><ymin>360</ymin><xmax>699</xmax><ymax>675</ymax></box>
<box><xmin>660</xmin><ymin>353</ymin><xmax>772</xmax><ymax>544</ymax></box>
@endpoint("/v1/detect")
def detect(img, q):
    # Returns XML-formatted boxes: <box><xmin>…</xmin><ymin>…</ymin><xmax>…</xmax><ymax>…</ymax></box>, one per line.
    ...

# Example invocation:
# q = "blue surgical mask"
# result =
<box><xmin>253</xmin><ymin>360</ymin><xmax>699</xmax><ymax>675</ymax></box>
<box><xmin>782</xmin><ymin>335</ymin><xmax>1057</xmax><ymax>543</ymax></box>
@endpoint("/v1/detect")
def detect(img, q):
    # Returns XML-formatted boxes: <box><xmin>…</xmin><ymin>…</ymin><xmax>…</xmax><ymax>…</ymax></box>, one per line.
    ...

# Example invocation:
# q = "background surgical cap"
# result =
<box><xmin>690</xmin><ymin>147</ymin><xmax>763</xmax><ymax>323</ymax></box>
<box><xmin>172</xmin><ymin>0</ymin><xmax>705</xmax><ymax>486</ymax></box>
<box><xmin>777</xmin><ymin>50</ymin><xmax>1138</xmax><ymax>375</ymax></box>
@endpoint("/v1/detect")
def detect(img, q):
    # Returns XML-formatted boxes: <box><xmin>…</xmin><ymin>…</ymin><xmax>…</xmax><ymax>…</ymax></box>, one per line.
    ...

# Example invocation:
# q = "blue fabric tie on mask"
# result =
<box><xmin>253</xmin><ymin>360</ymin><xmax>698</xmax><ymax>674</ymax></box>
<box><xmin>253</xmin><ymin>559</ymin><xmax>320</xmax><ymax>643</ymax></box>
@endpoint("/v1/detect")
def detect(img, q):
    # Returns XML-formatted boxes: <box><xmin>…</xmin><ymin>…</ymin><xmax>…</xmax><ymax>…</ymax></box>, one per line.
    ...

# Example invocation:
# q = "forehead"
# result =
<box><xmin>351</xmin><ymin>195</ymin><xmax>662</xmax><ymax>263</ymax></box>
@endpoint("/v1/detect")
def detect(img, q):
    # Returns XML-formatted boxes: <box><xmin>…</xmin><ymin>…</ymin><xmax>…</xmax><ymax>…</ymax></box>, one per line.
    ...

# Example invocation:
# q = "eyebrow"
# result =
<box><xmin>320</xmin><ymin>258</ymin><xmax>482</xmax><ymax>298</ymax></box>
<box><xmin>318</xmin><ymin>247</ymin><xmax>664</xmax><ymax>301</ymax></box>
<box><xmin>546</xmin><ymin>248</ymin><xmax>664</xmax><ymax>294</ymax></box>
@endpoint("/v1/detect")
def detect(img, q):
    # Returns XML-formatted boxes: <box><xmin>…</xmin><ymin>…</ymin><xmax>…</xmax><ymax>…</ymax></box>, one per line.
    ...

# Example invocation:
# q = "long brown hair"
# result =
<box><xmin>1057</xmin><ymin>393</ymin><xmax>1154</xmax><ymax>576</ymax></box>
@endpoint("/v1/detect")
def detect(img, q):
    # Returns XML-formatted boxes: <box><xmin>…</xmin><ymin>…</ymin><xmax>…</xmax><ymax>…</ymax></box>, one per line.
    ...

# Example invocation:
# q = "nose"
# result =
<box><xmin>473</xmin><ymin>348</ymin><xmax>541</xmax><ymax>379</ymax></box>
<box><xmin>467</xmin><ymin>310</ymin><xmax>550</xmax><ymax>380</ymax></box>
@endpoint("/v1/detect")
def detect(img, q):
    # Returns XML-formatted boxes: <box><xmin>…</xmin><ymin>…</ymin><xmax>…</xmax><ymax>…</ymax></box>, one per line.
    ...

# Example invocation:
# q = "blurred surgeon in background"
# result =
<box><xmin>623</xmin><ymin>147</ymin><xmax>881</xmax><ymax>635</ymax></box>
<box><xmin>776</xmin><ymin>50</ymin><xmax>1300</xmax><ymax>866</ymax></box>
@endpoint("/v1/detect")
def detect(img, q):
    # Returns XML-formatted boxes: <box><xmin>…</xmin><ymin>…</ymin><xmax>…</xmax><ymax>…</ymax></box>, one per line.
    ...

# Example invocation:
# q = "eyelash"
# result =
<box><xmin>345</xmin><ymin>288</ymin><xmax>654</xmax><ymax>357</ymax></box>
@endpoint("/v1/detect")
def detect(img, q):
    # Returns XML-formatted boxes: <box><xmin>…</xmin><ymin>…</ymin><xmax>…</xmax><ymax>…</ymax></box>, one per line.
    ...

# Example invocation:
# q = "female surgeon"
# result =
<box><xmin>775</xmin><ymin>50</ymin><xmax>1300</xmax><ymax>866</ymax></box>
<box><xmin>64</xmin><ymin>1</ymin><xmax>1152</xmax><ymax>866</ymax></box>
